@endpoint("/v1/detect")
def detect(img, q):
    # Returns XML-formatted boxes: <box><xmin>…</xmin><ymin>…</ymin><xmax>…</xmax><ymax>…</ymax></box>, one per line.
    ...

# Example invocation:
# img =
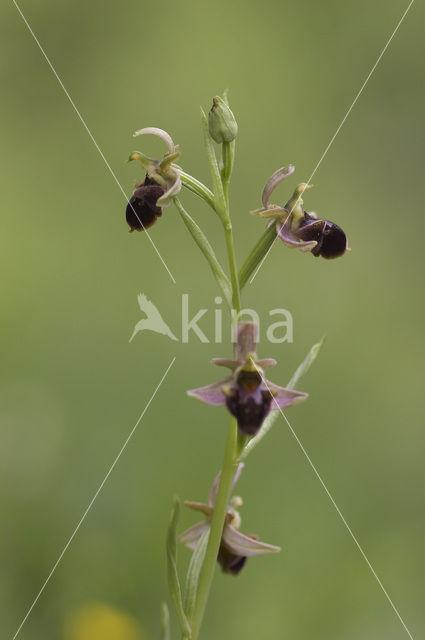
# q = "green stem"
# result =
<box><xmin>187</xmin><ymin>119</ymin><xmax>241</xmax><ymax>640</ymax></box>
<box><xmin>189</xmin><ymin>418</ymin><xmax>239</xmax><ymax>640</ymax></box>
<box><xmin>238</xmin><ymin>223</ymin><xmax>277</xmax><ymax>290</ymax></box>
<box><xmin>221</xmin><ymin>140</ymin><xmax>240</xmax><ymax>313</ymax></box>
<box><xmin>225</xmin><ymin>223</ymin><xmax>241</xmax><ymax>313</ymax></box>
<box><xmin>221</xmin><ymin>140</ymin><xmax>235</xmax><ymax>190</ymax></box>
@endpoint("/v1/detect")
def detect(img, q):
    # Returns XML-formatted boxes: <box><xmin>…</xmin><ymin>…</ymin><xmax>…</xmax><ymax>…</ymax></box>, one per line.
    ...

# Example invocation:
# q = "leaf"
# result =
<box><xmin>160</xmin><ymin>602</ymin><xmax>170</xmax><ymax>640</ymax></box>
<box><xmin>174</xmin><ymin>197</ymin><xmax>233</xmax><ymax>308</ymax></box>
<box><xmin>184</xmin><ymin>528</ymin><xmax>210</xmax><ymax>622</ymax></box>
<box><xmin>238</xmin><ymin>224</ymin><xmax>277</xmax><ymax>291</ymax></box>
<box><xmin>287</xmin><ymin>337</ymin><xmax>325</xmax><ymax>390</ymax></box>
<box><xmin>166</xmin><ymin>497</ymin><xmax>192</xmax><ymax>638</ymax></box>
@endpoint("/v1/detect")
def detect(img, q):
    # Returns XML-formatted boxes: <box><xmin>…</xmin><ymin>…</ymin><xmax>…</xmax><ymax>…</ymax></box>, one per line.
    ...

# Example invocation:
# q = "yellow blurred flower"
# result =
<box><xmin>64</xmin><ymin>603</ymin><xmax>145</xmax><ymax>640</ymax></box>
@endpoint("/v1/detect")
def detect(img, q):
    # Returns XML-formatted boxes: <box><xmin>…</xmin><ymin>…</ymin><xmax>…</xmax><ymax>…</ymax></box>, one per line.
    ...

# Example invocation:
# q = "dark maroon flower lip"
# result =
<box><xmin>217</xmin><ymin>542</ymin><xmax>247</xmax><ymax>575</ymax></box>
<box><xmin>297</xmin><ymin>214</ymin><xmax>347</xmax><ymax>259</ymax></box>
<box><xmin>126</xmin><ymin>175</ymin><xmax>165</xmax><ymax>232</ymax></box>
<box><xmin>225</xmin><ymin>370</ymin><xmax>273</xmax><ymax>436</ymax></box>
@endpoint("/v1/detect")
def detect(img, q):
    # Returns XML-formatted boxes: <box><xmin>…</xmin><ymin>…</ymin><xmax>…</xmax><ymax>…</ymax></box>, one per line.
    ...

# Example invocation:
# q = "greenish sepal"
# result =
<box><xmin>166</xmin><ymin>496</ymin><xmax>192</xmax><ymax>638</ymax></box>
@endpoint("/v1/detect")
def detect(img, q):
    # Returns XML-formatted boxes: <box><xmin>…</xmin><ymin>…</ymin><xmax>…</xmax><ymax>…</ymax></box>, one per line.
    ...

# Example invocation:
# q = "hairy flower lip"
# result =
<box><xmin>277</xmin><ymin>212</ymin><xmax>348</xmax><ymax>258</ymax></box>
<box><xmin>126</xmin><ymin>175</ymin><xmax>165</xmax><ymax>232</ymax></box>
<box><xmin>297</xmin><ymin>214</ymin><xmax>347</xmax><ymax>259</ymax></box>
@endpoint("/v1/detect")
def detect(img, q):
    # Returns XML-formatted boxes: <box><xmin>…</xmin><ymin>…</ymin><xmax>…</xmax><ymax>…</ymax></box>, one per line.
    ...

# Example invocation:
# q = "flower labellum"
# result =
<box><xmin>296</xmin><ymin>213</ymin><xmax>347</xmax><ymax>259</ymax></box>
<box><xmin>126</xmin><ymin>175</ymin><xmax>165</xmax><ymax>232</ymax></box>
<box><xmin>217</xmin><ymin>541</ymin><xmax>247</xmax><ymax>575</ymax></box>
<box><xmin>224</xmin><ymin>368</ymin><xmax>273</xmax><ymax>436</ymax></box>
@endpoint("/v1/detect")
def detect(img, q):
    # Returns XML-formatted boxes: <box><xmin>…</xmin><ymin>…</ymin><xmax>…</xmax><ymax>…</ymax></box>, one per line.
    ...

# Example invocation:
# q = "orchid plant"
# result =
<box><xmin>126</xmin><ymin>93</ymin><xmax>348</xmax><ymax>640</ymax></box>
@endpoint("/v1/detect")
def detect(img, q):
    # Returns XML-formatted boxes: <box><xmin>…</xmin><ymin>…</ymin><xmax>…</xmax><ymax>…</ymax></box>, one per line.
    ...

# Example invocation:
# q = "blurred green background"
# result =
<box><xmin>1</xmin><ymin>0</ymin><xmax>424</xmax><ymax>638</ymax></box>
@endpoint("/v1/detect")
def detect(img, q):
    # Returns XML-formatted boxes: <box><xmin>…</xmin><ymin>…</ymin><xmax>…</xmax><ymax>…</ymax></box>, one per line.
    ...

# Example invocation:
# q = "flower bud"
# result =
<box><xmin>208</xmin><ymin>96</ymin><xmax>238</xmax><ymax>144</ymax></box>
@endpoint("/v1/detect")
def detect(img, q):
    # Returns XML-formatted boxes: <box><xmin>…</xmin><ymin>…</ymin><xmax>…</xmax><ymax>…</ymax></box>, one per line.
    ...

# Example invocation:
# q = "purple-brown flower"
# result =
<box><xmin>126</xmin><ymin>127</ymin><xmax>181</xmax><ymax>232</ymax></box>
<box><xmin>179</xmin><ymin>464</ymin><xmax>280</xmax><ymax>575</ymax></box>
<box><xmin>188</xmin><ymin>322</ymin><xmax>307</xmax><ymax>436</ymax></box>
<box><xmin>252</xmin><ymin>167</ymin><xmax>348</xmax><ymax>259</ymax></box>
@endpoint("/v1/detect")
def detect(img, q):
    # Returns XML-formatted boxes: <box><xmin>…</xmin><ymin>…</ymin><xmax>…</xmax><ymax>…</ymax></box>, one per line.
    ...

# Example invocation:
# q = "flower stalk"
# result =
<box><xmin>124</xmin><ymin>91</ymin><xmax>348</xmax><ymax>640</ymax></box>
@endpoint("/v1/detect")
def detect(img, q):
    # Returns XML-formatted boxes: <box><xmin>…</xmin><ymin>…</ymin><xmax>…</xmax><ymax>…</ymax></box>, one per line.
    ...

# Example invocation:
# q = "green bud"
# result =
<box><xmin>208</xmin><ymin>96</ymin><xmax>238</xmax><ymax>143</ymax></box>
